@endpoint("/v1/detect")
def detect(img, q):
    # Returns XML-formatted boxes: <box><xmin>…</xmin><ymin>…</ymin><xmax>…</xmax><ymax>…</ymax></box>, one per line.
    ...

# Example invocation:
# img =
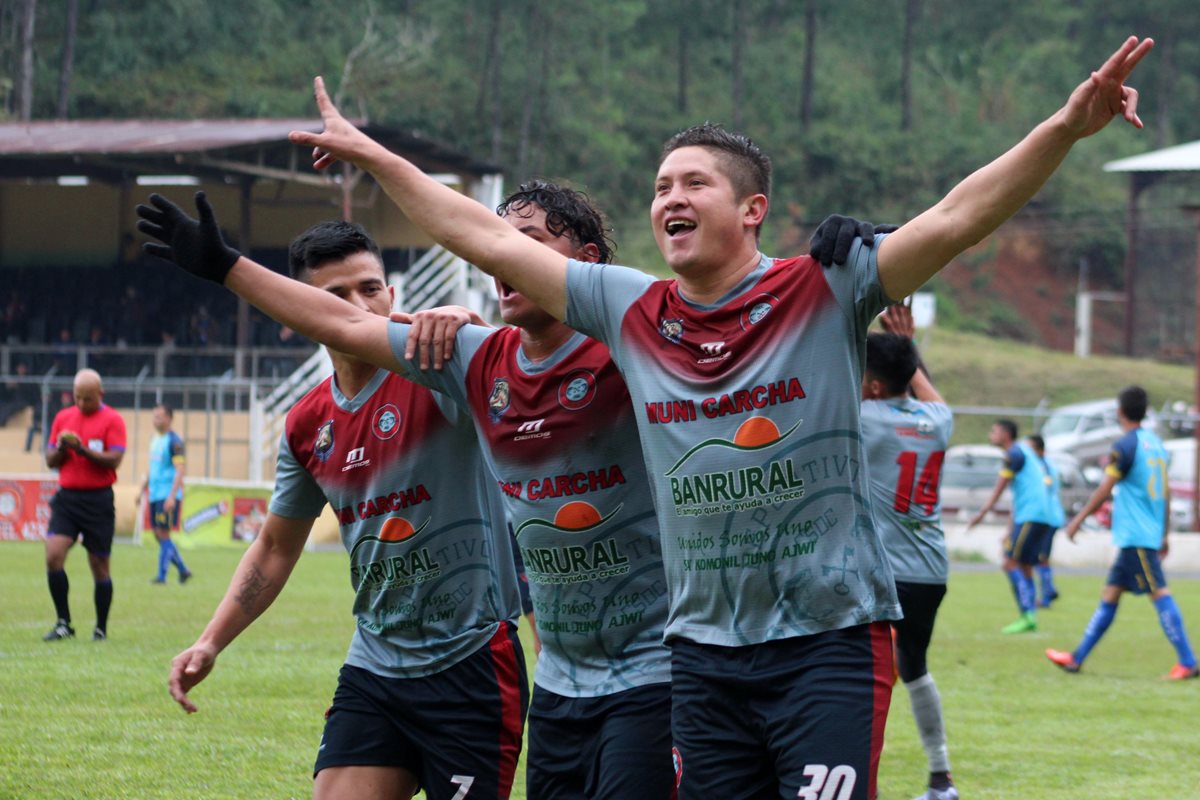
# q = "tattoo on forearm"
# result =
<box><xmin>235</xmin><ymin>565</ymin><xmax>270</xmax><ymax>614</ymax></box>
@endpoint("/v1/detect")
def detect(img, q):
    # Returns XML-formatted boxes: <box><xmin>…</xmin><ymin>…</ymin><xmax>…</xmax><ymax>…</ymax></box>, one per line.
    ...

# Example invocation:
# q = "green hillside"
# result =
<box><xmin>919</xmin><ymin>327</ymin><xmax>1194</xmax><ymax>444</ymax></box>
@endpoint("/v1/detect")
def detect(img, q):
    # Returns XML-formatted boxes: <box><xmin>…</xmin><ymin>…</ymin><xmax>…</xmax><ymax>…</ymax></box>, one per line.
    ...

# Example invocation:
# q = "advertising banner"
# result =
<box><xmin>178</xmin><ymin>481</ymin><xmax>273</xmax><ymax>548</ymax></box>
<box><xmin>0</xmin><ymin>476</ymin><xmax>58</xmax><ymax>542</ymax></box>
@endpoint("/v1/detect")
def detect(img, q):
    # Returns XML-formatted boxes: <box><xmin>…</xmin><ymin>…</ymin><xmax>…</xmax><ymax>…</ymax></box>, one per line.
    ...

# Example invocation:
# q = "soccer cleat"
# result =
<box><xmin>1045</xmin><ymin>648</ymin><xmax>1080</xmax><ymax>673</ymax></box>
<box><xmin>92</xmin><ymin>628</ymin><xmax>106</xmax><ymax>642</ymax></box>
<box><xmin>1038</xmin><ymin>590</ymin><xmax>1059</xmax><ymax>609</ymax></box>
<box><xmin>42</xmin><ymin>620</ymin><xmax>75</xmax><ymax>641</ymax></box>
<box><xmin>1165</xmin><ymin>663</ymin><xmax>1200</xmax><ymax>681</ymax></box>
<box><xmin>1001</xmin><ymin>612</ymin><xmax>1037</xmax><ymax>634</ymax></box>
<box><xmin>913</xmin><ymin>787</ymin><xmax>959</xmax><ymax>800</ymax></box>
<box><xmin>179</xmin><ymin>570</ymin><xmax>193</xmax><ymax>585</ymax></box>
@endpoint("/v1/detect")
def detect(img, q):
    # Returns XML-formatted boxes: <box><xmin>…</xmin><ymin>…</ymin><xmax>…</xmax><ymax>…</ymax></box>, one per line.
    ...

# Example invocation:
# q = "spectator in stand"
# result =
<box><xmin>0</xmin><ymin>362</ymin><xmax>39</xmax><ymax>426</ymax></box>
<box><xmin>52</xmin><ymin>327</ymin><xmax>77</xmax><ymax>374</ymax></box>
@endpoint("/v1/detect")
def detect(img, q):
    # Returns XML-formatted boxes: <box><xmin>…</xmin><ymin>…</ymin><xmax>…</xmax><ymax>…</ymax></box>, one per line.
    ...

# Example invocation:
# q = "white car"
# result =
<box><xmin>1165</xmin><ymin>437</ymin><xmax>1197</xmax><ymax>532</ymax></box>
<box><xmin>1040</xmin><ymin>398</ymin><xmax>1158</xmax><ymax>467</ymax></box>
<box><xmin>938</xmin><ymin>443</ymin><xmax>1094</xmax><ymax>522</ymax></box>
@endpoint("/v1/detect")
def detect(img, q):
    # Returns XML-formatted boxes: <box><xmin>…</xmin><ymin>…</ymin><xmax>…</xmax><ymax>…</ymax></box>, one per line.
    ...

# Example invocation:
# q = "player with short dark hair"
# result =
<box><xmin>967</xmin><ymin>416</ymin><xmax>1054</xmax><ymax>633</ymax></box>
<box><xmin>167</xmin><ymin>219</ymin><xmax>526</xmax><ymax>800</ymax></box>
<box><xmin>141</xmin><ymin>403</ymin><xmax>191</xmax><ymax>584</ymax></box>
<box><xmin>861</xmin><ymin>305</ymin><xmax>957</xmax><ymax>800</ymax></box>
<box><xmin>139</xmin><ymin>36</ymin><xmax>1154</xmax><ymax>799</ymax></box>
<box><xmin>395</xmin><ymin>179</ymin><xmax>676</xmax><ymax>798</ymax></box>
<box><xmin>1047</xmin><ymin>385</ymin><xmax>1199</xmax><ymax>680</ymax></box>
<box><xmin>42</xmin><ymin>368</ymin><xmax>127</xmax><ymax>642</ymax></box>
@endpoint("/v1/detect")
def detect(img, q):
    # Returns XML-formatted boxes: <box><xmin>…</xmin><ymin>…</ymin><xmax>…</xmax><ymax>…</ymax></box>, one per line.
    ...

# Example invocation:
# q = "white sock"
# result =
<box><xmin>905</xmin><ymin>672</ymin><xmax>951</xmax><ymax>774</ymax></box>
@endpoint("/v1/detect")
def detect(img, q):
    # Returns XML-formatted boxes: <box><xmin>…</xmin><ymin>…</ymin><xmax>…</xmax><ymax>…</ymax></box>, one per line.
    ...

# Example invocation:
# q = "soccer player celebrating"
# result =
<box><xmin>967</xmin><ymin>418</ymin><xmax>1054</xmax><ymax>633</ymax></box>
<box><xmin>140</xmin><ymin>35</ymin><xmax>1153</xmax><ymax>800</ymax></box>
<box><xmin>140</xmin><ymin>403</ymin><xmax>192</xmax><ymax>584</ymax></box>
<box><xmin>167</xmin><ymin>221</ymin><xmax>526</xmax><ymax>800</ymax></box>
<box><xmin>860</xmin><ymin>304</ymin><xmax>957</xmax><ymax>800</ymax></box>
<box><xmin>1046</xmin><ymin>386</ymin><xmax>1199</xmax><ymax>680</ymax></box>
<box><xmin>396</xmin><ymin>180</ymin><xmax>676</xmax><ymax>797</ymax></box>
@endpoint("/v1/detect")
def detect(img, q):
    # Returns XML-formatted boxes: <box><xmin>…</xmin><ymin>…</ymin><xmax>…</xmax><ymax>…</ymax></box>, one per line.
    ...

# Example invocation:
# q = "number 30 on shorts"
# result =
<box><xmin>796</xmin><ymin>763</ymin><xmax>856</xmax><ymax>800</ymax></box>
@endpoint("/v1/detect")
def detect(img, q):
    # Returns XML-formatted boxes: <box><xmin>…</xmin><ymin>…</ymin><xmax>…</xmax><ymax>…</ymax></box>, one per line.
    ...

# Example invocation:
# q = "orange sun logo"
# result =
<box><xmin>553</xmin><ymin>501</ymin><xmax>603</xmax><ymax>530</ymax></box>
<box><xmin>733</xmin><ymin>417</ymin><xmax>782</xmax><ymax>447</ymax></box>
<box><xmin>379</xmin><ymin>517</ymin><xmax>417</xmax><ymax>542</ymax></box>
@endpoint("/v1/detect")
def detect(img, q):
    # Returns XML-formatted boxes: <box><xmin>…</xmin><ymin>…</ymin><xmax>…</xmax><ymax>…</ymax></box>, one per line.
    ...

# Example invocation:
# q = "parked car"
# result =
<box><xmin>1040</xmin><ymin>398</ymin><xmax>1158</xmax><ymax>466</ymax></box>
<box><xmin>939</xmin><ymin>443</ymin><xmax>1095</xmax><ymax>522</ymax></box>
<box><xmin>1165</xmin><ymin>437</ymin><xmax>1197</xmax><ymax>532</ymax></box>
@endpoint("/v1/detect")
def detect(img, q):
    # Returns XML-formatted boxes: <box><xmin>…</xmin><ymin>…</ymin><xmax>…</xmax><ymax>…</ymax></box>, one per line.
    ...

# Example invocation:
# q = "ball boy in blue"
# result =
<box><xmin>1046</xmin><ymin>386</ymin><xmax>1198</xmax><ymax>680</ymax></box>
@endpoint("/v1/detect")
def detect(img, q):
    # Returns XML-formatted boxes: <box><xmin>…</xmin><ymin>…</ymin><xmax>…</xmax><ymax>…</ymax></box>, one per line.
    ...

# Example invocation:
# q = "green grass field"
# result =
<box><xmin>3</xmin><ymin>541</ymin><xmax>1198</xmax><ymax>799</ymax></box>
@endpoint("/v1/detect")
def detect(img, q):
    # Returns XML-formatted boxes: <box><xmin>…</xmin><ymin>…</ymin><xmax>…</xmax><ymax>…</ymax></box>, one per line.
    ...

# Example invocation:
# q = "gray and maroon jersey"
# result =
<box><xmin>386</xmin><ymin>324</ymin><xmax>671</xmax><ymax>698</ymax></box>
<box><xmin>860</xmin><ymin>397</ymin><xmax>953</xmax><ymax>584</ymax></box>
<box><xmin>270</xmin><ymin>368</ymin><xmax>521</xmax><ymax>679</ymax></box>
<box><xmin>565</xmin><ymin>243</ymin><xmax>901</xmax><ymax>647</ymax></box>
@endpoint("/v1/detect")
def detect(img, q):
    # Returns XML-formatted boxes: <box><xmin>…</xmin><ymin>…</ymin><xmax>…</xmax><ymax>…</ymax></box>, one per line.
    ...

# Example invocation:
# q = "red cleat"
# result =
<box><xmin>1045</xmin><ymin>648</ymin><xmax>1081</xmax><ymax>673</ymax></box>
<box><xmin>1165</xmin><ymin>663</ymin><xmax>1199</xmax><ymax>681</ymax></box>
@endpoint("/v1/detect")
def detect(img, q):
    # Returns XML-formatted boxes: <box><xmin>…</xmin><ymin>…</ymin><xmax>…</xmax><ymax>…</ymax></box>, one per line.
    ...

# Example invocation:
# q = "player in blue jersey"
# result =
<box><xmin>140</xmin><ymin>403</ymin><xmax>191</xmax><ymax>584</ymax></box>
<box><xmin>860</xmin><ymin>304</ymin><xmax>958</xmax><ymax>800</ymax></box>
<box><xmin>1046</xmin><ymin>386</ymin><xmax>1198</xmax><ymax>680</ymax></box>
<box><xmin>967</xmin><ymin>418</ymin><xmax>1053</xmax><ymax>633</ymax></box>
<box><xmin>140</xmin><ymin>36</ymin><xmax>1153</xmax><ymax>800</ymax></box>
<box><xmin>1029</xmin><ymin>434</ymin><xmax>1063</xmax><ymax>607</ymax></box>
<box><xmin>166</xmin><ymin>222</ymin><xmax>526</xmax><ymax>800</ymax></box>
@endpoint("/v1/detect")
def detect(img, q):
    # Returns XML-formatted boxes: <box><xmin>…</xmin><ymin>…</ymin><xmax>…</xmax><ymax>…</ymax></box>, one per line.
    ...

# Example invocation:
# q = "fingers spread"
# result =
<box><xmin>194</xmin><ymin>191</ymin><xmax>215</xmax><ymax>223</ymax></box>
<box><xmin>135</xmin><ymin>204</ymin><xmax>165</xmax><ymax>225</ymax></box>
<box><xmin>136</xmin><ymin>219</ymin><xmax>165</xmax><ymax>239</ymax></box>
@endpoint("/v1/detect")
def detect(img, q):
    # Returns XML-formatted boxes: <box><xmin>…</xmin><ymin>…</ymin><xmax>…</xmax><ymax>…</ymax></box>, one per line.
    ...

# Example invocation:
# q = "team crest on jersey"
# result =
<box><xmin>488</xmin><ymin>377</ymin><xmax>511</xmax><ymax>421</ymax></box>
<box><xmin>659</xmin><ymin>318</ymin><xmax>684</xmax><ymax>344</ymax></box>
<box><xmin>739</xmin><ymin>292</ymin><xmax>780</xmax><ymax>330</ymax></box>
<box><xmin>314</xmin><ymin>420</ymin><xmax>335</xmax><ymax>461</ymax></box>
<box><xmin>371</xmin><ymin>403</ymin><xmax>402</xmax><ymax>440</ymax></box>
<box><xmin>672</xmin><ymin>747</ymin><xmax>683</xmax><ymax>788</ymax></box>
<box><xmin>558</xmin><ymin>369</ymin><xmax>598</xmax><ymax>411</ymax></box>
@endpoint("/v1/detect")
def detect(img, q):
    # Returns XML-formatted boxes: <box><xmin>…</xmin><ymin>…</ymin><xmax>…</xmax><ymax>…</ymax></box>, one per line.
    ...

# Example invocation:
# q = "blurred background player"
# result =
<box><xmin>967</xmin><ymin>418</ymin><xmax>1052</xmax><ymax>633</ymax></box>
<box><xmin>167</xmin><ymin>220</ymin><xmax>526</xmax><ymax>800</ymax></box>
<box><xmin>42</xmin><ymin>368</ymin><xmax>127</xmax><ymax>642</ymax></box>
<box><xmin>141</xmin><ymin>403</ymin><xmax>191</xmax><ymax>585</ymax></box>
<box><xmin>1029</xmin><ymin>434</ymin><xmax>1062</xmax><ymax>608</ymax></box>
<box><xmin>1046</xmin><ymin>385</ymin><xmax>1198</xmax><ymax>680</ymax></box>
<box><xmin>860</xmin><ymin>303</ymin><xmax>958</xmax><ymax>800</ymax></box>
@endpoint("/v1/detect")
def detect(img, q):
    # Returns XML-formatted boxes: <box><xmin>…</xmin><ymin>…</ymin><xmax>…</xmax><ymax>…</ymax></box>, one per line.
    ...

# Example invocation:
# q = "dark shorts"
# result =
<box><xmin>48</xmin><ymin>487</ymin><xmax>115</xmax><ymax>556</ymax></box>
<box><xmin>670</xmin><ymin>622</ymin><xmax>893</xmax><ymax>800</ymax></box>
<box><xmin>526</xmin><ymin>682</ymin><xmax>674</xmax><ymax>800</ymax></box>
<box><xmin>1038</xmin><ymin>527</ymin><xmax>1059</xmax><ymax>563</ymax></box>
<box><xmin>892</xmin><ymin>581</ymin><xmax>947</xmax><ymax>684</ymax></box>
<box><xmin>314</xmin><ymin>621</ymin><xmax>529</xmax><ymax>800</ymax></box>
<box><xmin>1106</xmin><ymin>547</ymin><xmax>1168</xmax><ymax>595</ymax></box>
<box><xmin>149</xmin><ymin>499</ymin><xmax>180</xmax><ymax>531</ymax></box>
<box><xmin>1004</xmin><ymin>521</ymin><xmax>1052</xmax><ymax>566</ymax></box>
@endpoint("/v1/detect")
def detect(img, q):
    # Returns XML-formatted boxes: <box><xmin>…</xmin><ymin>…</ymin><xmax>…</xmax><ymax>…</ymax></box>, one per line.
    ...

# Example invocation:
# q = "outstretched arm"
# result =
<box><xmin>877</xmin><ymin>36</ymin><xmax>1153</xmax><ymax>299</ymax></box>
<box><xmin>136</xmin><ymin>193</ymin><xmax>402</xmax><ymax>373</ymax></box>
<box><xmin>168</xmin><ymin>512</ymin><xmax>313</xmax><ymax>713</ymax></box>
<box><xmin>289</xmin><ymin>78</ymin><xmax>569</xmax><ymax>320</ymax></box>
<box><xmin>1063</xmin><ymin>473</ymin><xmax>1118</xmax><ymax>542</ymax></box>
<box><xmin>967</xmin><ymin>475</ymin><xmax>1010</xmax><ymax>529</ymax></box>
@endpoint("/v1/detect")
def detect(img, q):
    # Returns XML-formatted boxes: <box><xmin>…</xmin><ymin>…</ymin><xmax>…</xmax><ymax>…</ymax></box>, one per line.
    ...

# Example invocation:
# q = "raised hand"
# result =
<box><xmin>288</xmin><ymin>77</ymin><xmax>383</xmax><ymax>172</ymax></box>
<box><xmin>1060</xmin><ymin>36</ymin><xmax>1154</xmax><ymax>138</ymax></box>
<box><xmin>135</xmin><ymin>192</ymin><xmax>242</xmax><ymax>284</ymax></box>
<box><xmin>879</xmin><ymin>302</ymin><xmax>915</xmax><ymax>338</ymax></box>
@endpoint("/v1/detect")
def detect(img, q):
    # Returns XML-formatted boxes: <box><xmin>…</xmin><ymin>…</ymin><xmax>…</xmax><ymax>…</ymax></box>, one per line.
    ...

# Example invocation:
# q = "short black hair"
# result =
<box><xmin>288</xmin><ymin>220</ymin><xmax>382</xmax><ymax>281</ymax></box>
<box><xmin>1029</xmin><ymin>434</ymin><xmax>1045</xmax><ymax>453</ymax></box>
<box><xmin>496</xmin><ymin>179</ymin><xmax>615</xmax><ymax>264</ymax></box>
<box><xmin>660</xmin><ymin>122</ymin><xmax>772</xmax><ymax>209</ymax></box>
<box><xmin>155</xmin><ymin>403</ymin><xmax>173</xmax><ymax>419</ymax></box>
<box><xmin>995</xmin><ymin>419</ymin><xmax>1019</xmax><ymax>440</ymax></box>
<box><xmin>864</xmin><ymin>333</ymin><xmax>919</xmax><ymax>396</ymax></box>
<box><xmin>1118</xmin><ymin>385</ymin><xmax>1149</xmax><ymax>422</ymax></box>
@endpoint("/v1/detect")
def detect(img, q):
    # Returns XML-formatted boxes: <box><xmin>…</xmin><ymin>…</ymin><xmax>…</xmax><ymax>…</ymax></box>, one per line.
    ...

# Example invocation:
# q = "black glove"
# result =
<box><xmin>809</xmin><ymin>215</ymin><xmax>898</xmax><ymax>267</ymax></box>
<box><xmin>135</xmin><ymin>192</ymin><xmax>242</xmax><ymax>284</ymax></box>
